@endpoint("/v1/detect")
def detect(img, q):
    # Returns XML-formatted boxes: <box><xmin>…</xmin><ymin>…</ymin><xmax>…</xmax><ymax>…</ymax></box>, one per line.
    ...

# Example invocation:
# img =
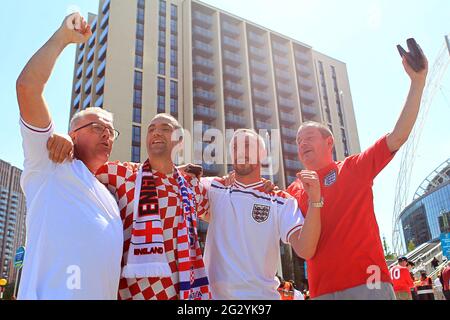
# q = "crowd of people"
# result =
<box><xmin>390</xmin><ymin>256</ymin><xmax>450</xmax><ymax>300</ymax></box>
<box><xmin>13</xmin><ymin>12</ymin><xmax>431</xmax><ymax>300</ymax></box>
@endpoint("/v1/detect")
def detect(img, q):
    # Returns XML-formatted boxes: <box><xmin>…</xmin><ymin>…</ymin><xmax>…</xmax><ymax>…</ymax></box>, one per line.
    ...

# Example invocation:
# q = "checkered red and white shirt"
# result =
<box><xmin>96</xmin><ymin>162</ymin><xmax>209</xmax><ymax>300</ymax></box>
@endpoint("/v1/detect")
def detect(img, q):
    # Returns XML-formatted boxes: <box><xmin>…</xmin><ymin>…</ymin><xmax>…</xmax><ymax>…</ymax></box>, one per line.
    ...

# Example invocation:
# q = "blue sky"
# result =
<box><xmin>0</xmin><ymin>0</ymin><xmax>449</xmax><ymax>252</ymax></box>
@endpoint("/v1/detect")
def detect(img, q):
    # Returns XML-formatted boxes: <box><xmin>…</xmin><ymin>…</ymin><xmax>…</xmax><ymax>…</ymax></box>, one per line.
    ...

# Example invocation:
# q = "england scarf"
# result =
<box><xmin>122</xmin><ymin>160</ymin><xmax>211</xmax><ymax>300</ymax></box>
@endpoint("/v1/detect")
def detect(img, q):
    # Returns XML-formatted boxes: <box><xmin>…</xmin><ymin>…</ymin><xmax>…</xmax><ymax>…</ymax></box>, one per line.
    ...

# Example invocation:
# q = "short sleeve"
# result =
<box><xmin>186</xmin><ymin>175</ymin><xmax>210</xmax><ymax>221</ymax></box>
<box><xmin>20</xmin><ymin>118</ymin><xmax>54</xmax><ymax>196</ymax></box>
<box><xmin>278</xmin><ymin>196</ymin><xmax>305</xmax><ymax>244</ymax></box>
<box><xmin>349</xmin><ymin>135</ymin><xmax>396</xmax><ymax>181</ymax></box>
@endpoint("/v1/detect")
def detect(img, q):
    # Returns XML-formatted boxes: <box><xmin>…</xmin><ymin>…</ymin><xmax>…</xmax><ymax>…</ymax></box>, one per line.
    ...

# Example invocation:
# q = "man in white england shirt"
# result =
<box><xmin>200</xmin><ymin>129</ymin><xmax>322</xmax><ymax>300</ymax></box>
<box><xmin>15</xmin><ymin>13</ymin><xmax>123</xmax><ymax>300</ymax></box>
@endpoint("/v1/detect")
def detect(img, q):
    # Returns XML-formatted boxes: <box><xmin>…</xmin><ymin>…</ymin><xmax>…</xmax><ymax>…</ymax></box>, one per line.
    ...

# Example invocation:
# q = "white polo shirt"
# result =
<box><xmin>18</xmin><ymin>119</ymin><xmax>123</xmax><ymax>300</ymax></box>
<box><xmin>201</xmin><ymin>177</ymin><xmax>304</xmax><ymax>300</ymax></box>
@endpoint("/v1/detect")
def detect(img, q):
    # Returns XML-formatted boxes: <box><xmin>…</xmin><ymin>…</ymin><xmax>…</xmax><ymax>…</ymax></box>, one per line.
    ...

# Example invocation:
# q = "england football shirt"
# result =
<box><xmin>201</xmin><ymin>178</ymin><xmax>304</xmax><ymax>300</ymax></box>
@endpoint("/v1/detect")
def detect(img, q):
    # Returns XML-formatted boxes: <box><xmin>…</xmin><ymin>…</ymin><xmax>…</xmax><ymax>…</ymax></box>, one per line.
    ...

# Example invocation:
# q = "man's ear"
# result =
<box><xmin>327</xmin><ymin>136</ymin><xmax>334</xmax><ymax>150</ymax></box>
<box><xmin>69</xmin><ymin>131</ymin><xmax>77</xmax><ymax>143</ymax></box>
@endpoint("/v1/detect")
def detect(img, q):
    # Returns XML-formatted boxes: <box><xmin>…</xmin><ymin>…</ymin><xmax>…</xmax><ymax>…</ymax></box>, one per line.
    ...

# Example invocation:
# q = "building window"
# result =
<box><xmin>135</xmin><ymin>55</ymin><xmax>143</xmax><ymax>69</ymax></box>
<box><xmin>134</xmin><ymin>71</ymin><xmax>143</xmax><ymax>89</ymax></box>
<box><xmin>136</xmin><ymin>39</ymin><xmax>144</xmax><ymax>56</ymax></box>
<box><xmin>158</xmin><ymin>77</ymin><xmax>165</xmax><ymax>94</ymax></box>
<box><xmin>170</xmin><ymin>80</ymin><xmax>178</xmax><ymax>97</ymax></box>
<box><xmin>158</xmin><ymin>95</ymin><xmax>165</xmax><ymax>113</ymax></box>
<box><xmin>132</xmin><ymin>146</ymin><xmax>141</xmax><ymax>163</ymax></box>
<box><xmin>158</xmin><ymin>46</ymin><xmax>166</xmax><ymax>62</ymax></box>
<box><xmin>170</xmin><ymin>65</ymin><xmax>177</xmax><ymax>79</ymax></box>
<box><xmin>132</xmin><ymin>126</ymin><xmax>141</xmax><ymax>145</ymax></box>
<box><xmin>170</xmin><ymin>4</ymin><xmax>178</xmax><ymax>19</ymax></box>
<box><xmin>170</xmin><ymin>98</ymin><xmax>178</xmax><ymax>118</ymax></box>
<box><xmin>159</xmin><ymin>0</ymin><xmax>166</xmax><ymax>15</ymax></box>
<box><xmin>170</xmin><ymin>49</ymin><xmax>177</xmax><ymax>65</ymax></box>
<box><xmin>133</xmin><ymin>107</ymin><xmax>142</xmax><ymax>123</ymax></box>
<box><xmin>158</xmin><ymin>62</ymin><xmax>165</xmax><ymax>75</ymax></box>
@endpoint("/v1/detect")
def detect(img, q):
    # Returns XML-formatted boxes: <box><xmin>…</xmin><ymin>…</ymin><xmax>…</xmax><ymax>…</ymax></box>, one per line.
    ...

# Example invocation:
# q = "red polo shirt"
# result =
<box><xmin>390</xmin><ymin>265</ymin><xmax>414</xmax><ymax>293</ymax></box>
<box><xmin>287</xmin><ymin>135</ymin><xmax>395</xmax><ymax>299</ymax></box>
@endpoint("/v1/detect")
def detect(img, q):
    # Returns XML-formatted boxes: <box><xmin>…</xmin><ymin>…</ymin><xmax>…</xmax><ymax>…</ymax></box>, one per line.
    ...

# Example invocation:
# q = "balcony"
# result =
<box><xmin>281</xmin><ymin>127</ymin><xmax>297</xmax><ymax>140</ymax></box>
<box><xmin>193</xmin><ymin>89</ymin><xmax>216</xmax><ymax>103</ymax></box>
<box><xmin>284</xmin><ymin>159</ymin><xmax>300</xmax><ymax>171</ymax></box>
<box><xmin>99</xmin><ymin>43</ymin><xmax>107</xmax><ymax>61</ymax></box>
<box><xmin>253</xmin><ymin>89</ymin><xmax>270</xmax><ymax>102</ymax></box>
<box><xmin>194</xmin><ymin>105</ymin><xmax>217</xmax><ymax>121</ymax></box>
<box><xmin>300</xmin><ymin>91</ymin><xmax>316</xmax><ymax>104</ymax></box>
<box><xmin>192</xmin><ymin>11</ymin><xmax>213</xmax><ymax>28</ymax></box>
<box><xmin>100</xmin><ymin>11</ymin><xmax>109</xmax><ymax>29</ymax></box>
<box><xmin>255</xmin><ymin>120</ymin><xmax>272</xmax><ymax>130</ymax></box>
<box><xmin>102</xmin><ymin>0</ymin><xmax>110</xmax><ymax>14</ymax></box>
<box><xmin>248</xmin><ymin>31</ymin><xmax>265</xmax><ymax>46</ymax></box>
<box><xmin>283</xmin><ymin>142</ymin><xmax>298</xmax><ymax>155</ymax></box>
<box><xmin>96</xmin><ymin>77</ymin><xmax>105</xmax><ymax>95</ymax></box>
<box><xmin>223</xmin><ymin>65</ymin><xmax>242</xmax><ymax>80</ymax></box>
<box><xmin>193</xmin><ymin>56</ymin><xmax>214</xmax><ymax>71</ymax></box>
<box><xmin>225</xmin><ymin>113</ymin><xmax>246</xmax><ymax>127</ymax></box>
<box><xmin>97</xmin><ymin>60</ymin><xmax>106</xmax><ymax>78</ymax></box>
<box><xmin>193</xmin><ymin>40</ymin><xmax>213</xmax><ymax>56</ymax></box>
<box><xmin>295</xmin><ymin>50</ymin><xmax>309</xmax><ymax>63</ymax></box>
<box><xmin>192</xmin><ymin>25</ymin><xmax>213</xmax><ymax>42</ymax></box>
<box><xmin>193</xmin><ymin>72</ymin><xmax>215</xmax><ymax>87</ymax></box>
<box><xmin>272</xmin><ymin>41</ymin><xmax>288</xmax><ymax>54</ymax></box>
<box><xmin>279</xmin><ymin>112</ymin><xmax>296</xmax><ymax>125</ymax></box>
<box><xmin>302</xmin><ymin>105</ymin><xmax>318</xmax><ymax>117</ymax></box>
<box><xmin>297</xmin><ymin>64</ymin><xmax>312</xmax><ymax>77</ymax></box>
<box><xmin>276</xmin><ymin>69</ymin><xmax>291</xmax><ymax>83</ymax></box>
<box><xmin>74</xmin><ymin>79</ymin><xmax>82</xmax><ymax>94</ymax></box>
<box><xmin>95</xmin><ymin>95</ymin><xmax>104</xmax><ymax>108</ymax></box>
<box><xmin>224</xmin><ymin>97</ymin><xmax>244</xmax><ymax>112</ymax></box>
<box><xmin>88</xmin><ymin>30</ymin><xmax>97</xmax><ymax>48</ymax></box>
<box><xmin>83</xmin><ymin>95</ymin><xmax>92</xmax><ymax>109</ymax></box>
<box><xmin>73</xmin><ymin>94</ymin><xmax>81</xmax><ymax>109</ymax></box>
<box><xmin>203</xmin><ymin>163</ymin><xmax>221</xmax><ymax>175</ymax></box>
<box><xmin>273</xmin><ymin>55</ymin><xmax>289</xmax><ymax>68</ymax></box>
<box><xmin>86</xmin><ymin>62</ymin><xmax>94</xmax><ymax>78</ymax></box>
<box><xmin>99</xmin><ymin>26</ymin><xmax>108</xmax><ymax>45</ymax></box>
<box><xmin>222</xmin><ymin>21</ymin><xmax>240</xmax><ymax>37</ymax></box>
<box><xmin>224</xmin><ymin>81</ymin><xmax>244</xmax><ymax>96</ymax></box>
<box><xmin>77</xmin><ymin>49</ymin><xmax>85</xmax><ymax>65</ymax></box>
<box><xmin>84</xmin><ymin>78</ymin><xmax>93</xmax><ymax>94</ymax></box>
<box><xmin>254</xmin><ymin>105</ymin><xmax>272</xmax><ymax>119</ymax></box>
<box><xmin>251</xmin><ymin>74</ymin><xmax>269</xmax><ymax>88</ymax></box>
<box><xmin>76</xmin><ymin>64</ymin><xmax>83</xmax><ymax>79</ymax></box>
<box><xmin>222</xmin><ymin>36</ymin><xmax>240</xmax><ymax>51</ymax></box>
<box><xmin>87</xmin><ymin>47</ymin><xmax>95</xmax><ymax>63</ymax></box>
<box><xmin>278</xmin><ymin>97</ymin><xmax>295</xmax><ymax>110</ymax></box>
<box><xmin>250</xmin><ymin>60</ymin><xmax>268</xmax><ymax>74</ymax></box>
<box><xmin>277</xmin><ymin>82</ymin><xmax>293</xmax><ymax>96</ymax></box>
<box><xmin>222</xmin><ymin>50</ymin><xmax>241</xmax><ymax>66</ymax></box>
<box><xmin>248</xmin><ymin>46</ymin><xmax>265</xmax><ymax>61</ymax></box>
<box><xmin>298</xmin><ymin>77</ymin><xmax>314</xmax><ymax>90</ymax></box>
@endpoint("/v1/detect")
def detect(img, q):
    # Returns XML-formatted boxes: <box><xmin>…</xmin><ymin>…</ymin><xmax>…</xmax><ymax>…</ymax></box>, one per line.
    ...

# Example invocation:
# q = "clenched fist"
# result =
<box><xmin>296</xmin><ymin>170</ymin><xmax>321</xmax><ymax>203</ymax></box>
<box><xmin>56</xmin><ymin>12</ymin><xmax>92</xmax><ymax>46</ymax></box>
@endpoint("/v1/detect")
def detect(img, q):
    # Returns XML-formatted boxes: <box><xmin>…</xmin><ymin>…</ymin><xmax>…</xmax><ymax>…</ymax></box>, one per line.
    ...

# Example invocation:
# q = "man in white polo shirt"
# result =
<box><xmin>15</xmin><ymin>13</ymin><xmax>123</xmax><ymax>300</ymax></box>
<box><xmin>200</xmin><ymin>129</ymin><xmax>322</xmax><ymax>300</ymax></box>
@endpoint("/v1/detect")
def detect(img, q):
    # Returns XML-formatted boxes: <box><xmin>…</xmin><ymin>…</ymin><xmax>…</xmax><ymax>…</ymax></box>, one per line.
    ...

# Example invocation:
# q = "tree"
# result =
<box><xmin>383</xmin><ymin>236</ymin><xmax>396</xmax><ymax>260</ymax></box>
<box><xmin>407</xmin><ymin>240</ymin><xmax>416</xmax><ymax>253</ymax></box>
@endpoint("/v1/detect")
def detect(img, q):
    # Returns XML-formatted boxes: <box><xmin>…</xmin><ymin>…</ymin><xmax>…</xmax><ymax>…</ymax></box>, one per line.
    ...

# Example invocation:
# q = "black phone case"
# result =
<box><xmin>397</xmin><ymin>38</ymin><xmax>425</xmax><ymax>72</ymax></box>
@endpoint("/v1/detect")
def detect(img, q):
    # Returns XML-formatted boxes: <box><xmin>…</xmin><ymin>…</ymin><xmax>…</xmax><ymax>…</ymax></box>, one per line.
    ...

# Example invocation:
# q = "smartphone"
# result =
<box><xmin>397</xmin><ymin>38</ymin><xmax>425</xmax><ymax>72</ymax></box>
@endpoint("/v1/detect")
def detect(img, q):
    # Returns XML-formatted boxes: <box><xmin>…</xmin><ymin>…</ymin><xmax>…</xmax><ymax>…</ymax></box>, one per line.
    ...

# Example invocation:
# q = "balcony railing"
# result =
<box><xmin>222</xmin><ymin>50</ymin><xmax>241</xmax><ymax>66</ymax></box>
<box><xmin>253</xmin><ymin>89</ymin><xmax>270</xmax><ymax>102</ymax></box>
<box><xmin>250</xmin><ymin>60</ymin><xmax>268</xmax><ymax>74</ymax></box>
<box><xmin>222</xmin><ymin>21</ymin><xmax>240</xmax><ymax>37</ymax></box>
<box><xmin>192</xmin><ymin>11</ymin><xmax>213</xmax><ymax>28</ymax></box>
<box><xmin>283</xmin><ymin>142</ymin><xmax>298</xmax><ymax>154</ymax></box>
<box><xmin>193</xmin><ymin>56</ymin><xmax>214</xmax><ymax>70</ymax></box>
<box><xmin>102</xmin><ymin>0</ymin><xmax>110</xmax><ymax>14</ymax></box>
<box><xmin>272</xmin><ymin>41</ymin><xmax>288</xmax><ymax>54</ymax></box>
<box><xmin>224</xmin><ymin>97</ymin><xmax>244</xmax><ymax>111</ymax></box>
<box><xmin>223</xmin><ymin>65</ymin><xmax>242</xmax><ymax>80</ymax></box>
<box><xmin>222</xmin><ymin>36</ymin><xmax>240</xmax><ymax>50</ymax></box>
<box><xmin>254</xmin><ymin>105</ymin><xmax>272</xmax><ymax>118</ymax></box>
<box><xmin>224</xmin><ymin>81</ymin><xmax>244</xmax><ymax>95</ymax></box>
<box><xmin>193</xmin><ymin>90</ymin><xmax>216</xmax><ymax>103</ymax></box>
<box><xmin>300</xmin><ymin>91</ymin><xmax>316</xmax><ymax>104</ymax></box>
<box><xmin>193</xmin><ymin>25</ymin><xmax>213</xmax><ymax>41</ymax></box>
<box><xmin>279</xmin><ymin>112</ymin><xmax>296</xmax><ymax>125</ymax></box>
<box><xmin>96</xmin><ymin>77</ymin><xmax>105</xmax><ymax>95</ymax></box>
<box><xmin>248</xmin><ymin>31</ymin><xmax>265</xmax><ymax>46</ymax></box>
<box><xmin>193</xmin><ymin>40</ymin><xmax>213</xmax><ymax>56</ymax></box>
<box><xmin>193</xmin><ymin>72</ymin><xmax>215</xmax><ymax>87</ymax></box>
<box><xmin>255</xmin><ymin>120</ymin><xmax>272</xmax><ymax>130</ymax></box>
<box><xmin>225</xmin><ymin>113</ymin><xmax>246</xmax><ymax>127</ymax></box>
<box><xmin>194</xmin><ymin>105</ymin><xmax>217</xmax><ymax>120</ymax></box>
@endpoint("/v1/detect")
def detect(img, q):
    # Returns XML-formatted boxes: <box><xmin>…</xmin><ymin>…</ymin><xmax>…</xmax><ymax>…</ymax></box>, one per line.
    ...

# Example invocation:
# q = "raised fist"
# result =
<box><xmin>57</xmin><ymin>12</ymin><xmax>92</xmax><ymax>45</ymax></box>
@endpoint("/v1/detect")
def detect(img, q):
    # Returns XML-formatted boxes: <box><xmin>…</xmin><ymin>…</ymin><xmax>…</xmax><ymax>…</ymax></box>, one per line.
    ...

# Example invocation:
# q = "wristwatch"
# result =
<box><xmin>309</xmin><ymin>198</ymin><xmax>324</xmax><ymax>208</ymax></box>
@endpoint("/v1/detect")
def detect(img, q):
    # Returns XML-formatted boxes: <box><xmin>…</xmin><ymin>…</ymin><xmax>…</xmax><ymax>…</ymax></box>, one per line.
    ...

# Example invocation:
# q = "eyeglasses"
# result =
<box><xmin>74</xmin><ymin>122</ymin><xmax>120</xmax><ymax>141</ymax></box>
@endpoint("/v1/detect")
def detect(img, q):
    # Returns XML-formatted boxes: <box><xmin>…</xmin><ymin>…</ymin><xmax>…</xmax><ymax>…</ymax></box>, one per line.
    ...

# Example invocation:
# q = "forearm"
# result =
<box><xmin>290</xmin><ymin>206</ymin><xmax>321</xmax><ymax>260</ymax></box>
<box><xmin>16</xmin><ymin>30</ymin><xmax>68</xmax><ymax>127</ymax></box>
<box><xmin>387</xmin><ymin>80</ymin><xmax>426</xmax><ymax>152</ymax></box>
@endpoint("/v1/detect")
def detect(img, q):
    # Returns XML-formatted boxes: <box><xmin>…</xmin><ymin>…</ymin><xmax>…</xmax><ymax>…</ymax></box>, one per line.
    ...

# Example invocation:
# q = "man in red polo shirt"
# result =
<box><xmin>287</xmin><ymin>47</ymin><xmax>428</xmax><ymax>299</ymax></box>
<box><xmin>390</xmin><ymin>257</ymin><xmax>414</xmax><ymax>300</ymax></box>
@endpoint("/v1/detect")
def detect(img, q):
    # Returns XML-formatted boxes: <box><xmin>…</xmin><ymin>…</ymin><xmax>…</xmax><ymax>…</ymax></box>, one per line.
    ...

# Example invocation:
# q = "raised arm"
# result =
<box><xmin>289</xmin><ymin>170</ymin><xmax>321</xmax><ymax>260</ymax></box>
<box><xmin>386</xmin><ymin>51</ymin><xmax>428</xmax><ymax>153</ymax></box>
<box><xmin>16</xmin><ymin>13</ymin><xmax>92</xmax><ymax>128</ymax></box>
